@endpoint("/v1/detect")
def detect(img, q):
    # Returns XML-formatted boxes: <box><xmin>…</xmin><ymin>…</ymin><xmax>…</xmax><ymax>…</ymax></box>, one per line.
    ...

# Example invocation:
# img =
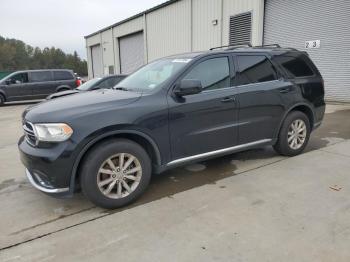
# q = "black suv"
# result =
<box><xmin>46</xmin><ymin>74</ymin><xmax>127</xmax><ymax>100</ymax></box>
<box><xmin>18</xmin><ymin>46</ymin><xmax>325</xmax><ymax>209</ymax></box>
<box><xmin>0</xmin><ymin>69</ymin><xmax>79</xmax><ymax>105</ymax></box>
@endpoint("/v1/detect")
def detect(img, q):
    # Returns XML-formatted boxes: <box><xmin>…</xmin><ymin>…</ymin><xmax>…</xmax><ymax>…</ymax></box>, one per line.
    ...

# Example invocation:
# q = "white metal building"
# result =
<box><xmin>85</xmin><ymin>0</ymin><xmax>350</xmax><ymax>102</ymax></box>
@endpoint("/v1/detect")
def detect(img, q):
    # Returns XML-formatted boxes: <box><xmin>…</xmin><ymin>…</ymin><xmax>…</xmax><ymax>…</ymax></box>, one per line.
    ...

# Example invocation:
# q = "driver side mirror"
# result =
<box><xmin>174</xmin><ymin>79</ymin><xmax>202</xmax><ymax>97</ymax></box>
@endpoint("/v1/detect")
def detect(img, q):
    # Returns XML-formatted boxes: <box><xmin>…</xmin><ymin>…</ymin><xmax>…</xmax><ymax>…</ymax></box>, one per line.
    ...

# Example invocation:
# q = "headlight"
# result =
<box><xmin>33</xmin><ymin>123</ymin><xmax>73</xmax><ymax>142</ymax></box>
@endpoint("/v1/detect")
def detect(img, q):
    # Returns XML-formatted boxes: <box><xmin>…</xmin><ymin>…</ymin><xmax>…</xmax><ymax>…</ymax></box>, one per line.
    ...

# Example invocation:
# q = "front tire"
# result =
<box><xmin>80</xmin><ymin>139</ymin><xmax>152</xmax><ymax>209</ymax></box>
<box><xmin>273</xmin><ymin>111</ymin><xmax>311</xmax><ymax>156</ymax></box>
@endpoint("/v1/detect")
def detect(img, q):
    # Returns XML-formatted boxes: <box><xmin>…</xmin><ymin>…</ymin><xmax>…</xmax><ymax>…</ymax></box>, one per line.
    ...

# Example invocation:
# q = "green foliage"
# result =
<box><xmin>0</xmin><ymin>36</ymin><xmax>87</xmax><ymax>75</ymax></box>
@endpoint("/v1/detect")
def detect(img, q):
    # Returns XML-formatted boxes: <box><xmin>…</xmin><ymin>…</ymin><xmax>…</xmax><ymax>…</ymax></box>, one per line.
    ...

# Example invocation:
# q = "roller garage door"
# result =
<box><xmin>264</xmin><ymin>0</ymin><xmax>350</xmax><ymax>102</ymax></box>
<box><xmin>119</xmin><ymin>32</ymin><xmax>144</xmax><ymax>74</ymax></box>
<box><xmin>91</xmin><ymin>44</ymin><xmax>103</xmax><ymax>78</ymax></box>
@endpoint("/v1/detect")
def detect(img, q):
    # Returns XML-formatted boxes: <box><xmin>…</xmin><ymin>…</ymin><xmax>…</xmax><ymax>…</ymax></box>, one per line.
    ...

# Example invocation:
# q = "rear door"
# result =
<box><xmin>29</xmin><ymin>71</ymin><xmax>56</xmax><ymax>98</ymax></box>
<box><xmin>234</xmin><ymin>54</ymin><xmax>290</xmax><ymax>144</ymax></box>
<box><xmin>168</xmin><ymin>55</ymin><xmax>239</xmax><ymax>162</ymax></box>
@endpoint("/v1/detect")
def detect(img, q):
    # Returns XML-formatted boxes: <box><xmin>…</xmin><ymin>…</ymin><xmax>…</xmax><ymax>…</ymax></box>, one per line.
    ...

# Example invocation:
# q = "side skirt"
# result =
<box><xmin>165</xmin><ymin>139</ymin><xmax>273</xmax><ymax>169</ymax></box>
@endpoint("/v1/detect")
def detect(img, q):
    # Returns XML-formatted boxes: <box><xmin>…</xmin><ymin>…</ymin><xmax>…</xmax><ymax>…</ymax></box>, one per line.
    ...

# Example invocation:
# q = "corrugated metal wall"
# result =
<box><xmin>146</xmin><ymin>0</ymin><xmax>192</xmax><ymax>61</ymax></box>
<box><xmin>192</xmin><ymin>0</ymin><xmax>222</xmax><ymax>51</ymax></box>
<box><xmin>85</xmin><ymin>0</ymin><xmax>264</xmax><ymax>78</ymax></box>
<box><xmin>264</xmin><ymin>0</ymin><xmax>350</xmax><ymax>102</ymax></box>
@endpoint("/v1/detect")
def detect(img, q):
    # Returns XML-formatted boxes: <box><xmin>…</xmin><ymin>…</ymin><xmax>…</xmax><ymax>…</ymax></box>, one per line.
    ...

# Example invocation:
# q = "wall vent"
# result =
<box><xmin>229</xmin><ymin>12</ymin><xmax>252</xmax><ymax>46</ymax></box>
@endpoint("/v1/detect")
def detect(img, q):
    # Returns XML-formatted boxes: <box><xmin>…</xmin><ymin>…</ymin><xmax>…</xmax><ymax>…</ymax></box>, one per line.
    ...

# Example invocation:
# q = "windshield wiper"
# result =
<box><xmin>114</xmin><ymin>87</ymin><xmax>129</xmax><ymax>91</ymax></box>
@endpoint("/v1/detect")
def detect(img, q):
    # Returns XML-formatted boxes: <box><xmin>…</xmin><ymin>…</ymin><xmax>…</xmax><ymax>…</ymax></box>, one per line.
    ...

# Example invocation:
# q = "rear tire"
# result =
<box><xmin>0</xmin><ymin>94</ymin><xmax>5</xmax><ymax>106</ymax></box>
<box><xmin>273</xmin><ymin>111</ymin><xmax>311</xmax><ymax>156</ymax></box>
<box><xmin>80</xmin><ymin>139</ymin><xmax>152</xmax><ymax>209</ymax></box>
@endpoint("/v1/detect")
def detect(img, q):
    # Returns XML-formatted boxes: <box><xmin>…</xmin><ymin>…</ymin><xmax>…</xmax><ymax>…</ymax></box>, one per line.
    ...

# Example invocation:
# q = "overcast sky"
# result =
<box><xmin>0</xmin><ymin>0</ymin><xmax>167</xmax><ymax>60</ymax></box>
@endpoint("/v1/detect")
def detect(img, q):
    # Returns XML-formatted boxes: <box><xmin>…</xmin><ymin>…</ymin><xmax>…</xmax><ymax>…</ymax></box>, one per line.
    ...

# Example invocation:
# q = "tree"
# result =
<box><xmin>0</xmin><ymin>36</ymin><xmax>87</xmax><ymax>75</ymax></box>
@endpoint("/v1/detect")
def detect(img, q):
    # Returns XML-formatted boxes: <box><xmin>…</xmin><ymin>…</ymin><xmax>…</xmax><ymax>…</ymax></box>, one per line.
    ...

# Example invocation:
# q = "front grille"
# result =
<box><xmin>23</xmin><ymin>121</ymin><xmax>37</xmax><ymax>146</ymax></box>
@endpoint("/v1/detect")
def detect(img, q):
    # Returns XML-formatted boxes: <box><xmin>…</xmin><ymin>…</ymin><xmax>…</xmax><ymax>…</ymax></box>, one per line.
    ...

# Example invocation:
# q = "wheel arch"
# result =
<box><xmin>56</xmin><ymin>85</ymin><xmax>71</xmax><ymax>92</ymax></box>
<box><xmin>69</xmin><ymin>130</ymin><xmax>162</xmax><ymax>192</ymax></box>
<box><xmin>0</xmin><ymin>90</ymin><xmax>6</xmax><ymax>102</ymax></box>
<box><xmin>274</xmin><ymin>103</ymin><xmax>315</xmax><ymax>140</ymax></box>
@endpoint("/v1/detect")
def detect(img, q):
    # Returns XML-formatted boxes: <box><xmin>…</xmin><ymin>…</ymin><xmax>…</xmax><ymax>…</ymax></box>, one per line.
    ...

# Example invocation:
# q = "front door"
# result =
<box><xmin>5</xmin><ymin>72</ymin><xmax>33</xmax><ymax>101</ymax></box>
<box><xmin>168</xmin><ymin>55</ymin><xmax>238</xmax><ymax>162</ymax></box>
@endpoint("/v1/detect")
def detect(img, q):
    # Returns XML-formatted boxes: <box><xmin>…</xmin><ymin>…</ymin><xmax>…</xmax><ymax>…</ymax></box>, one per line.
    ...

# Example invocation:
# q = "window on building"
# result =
<box><xmin>53</xmin><ymin>71</ymin><xmax>74</xmax><ymax>80</ymax></box>
<box><xmin>183</xmin><ymin>57</ymin><xmax>231</xmax><ymax>91</ymax></box>
<box><xmin>229</xmin><ymin>12</ymin><xmax>252</xmax><ymax>46</ymax></box>
<box><xmin>236</xmin><ymin>55</ymin><xmax>277</xmax><ymax>85</ymax></box>
<box><xmin>30</xmin><ymin>71</ymin><xmax>53</xmax><ymax>82</ymax></box>
<box><xmin>273</xmin><ymin>55</ymin><xmax>314</xmax><ymax>78</ymax></box>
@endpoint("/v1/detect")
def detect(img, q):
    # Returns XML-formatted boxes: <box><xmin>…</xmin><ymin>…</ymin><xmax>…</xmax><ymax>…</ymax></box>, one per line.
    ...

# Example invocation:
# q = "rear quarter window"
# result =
<box><xmin>273</xmin><ymin>55</ymin><xmax>314</xmax><ymax>78</ymax></box>
<box><xmin>53</xmin><ymin>71</ymin><xmax>74</xmax><ymax>80</ymax></box>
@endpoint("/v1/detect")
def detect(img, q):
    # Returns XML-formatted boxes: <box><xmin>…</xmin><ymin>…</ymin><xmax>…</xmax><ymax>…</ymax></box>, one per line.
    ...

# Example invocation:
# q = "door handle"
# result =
<box><xmin>279</xmin><ymin>87</ymin><xmax>291</xmax><ymax>94</ymax></box>
<box><xmin>221</xmin><ymin>96</ymin><xmax>235</xmax><ymax>103</ymax></box>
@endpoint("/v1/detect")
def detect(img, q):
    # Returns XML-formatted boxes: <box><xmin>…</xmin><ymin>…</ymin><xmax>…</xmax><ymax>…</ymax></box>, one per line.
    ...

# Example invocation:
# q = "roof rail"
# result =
<box><xmin>253</xmin><ymin>44</ymin><xmax>281</xmax><ymax>48</ymax></box>
<box><xmin>209</xmin><ymin>43</ymin><xmax>252</xmax><ymax>51</ymax></box>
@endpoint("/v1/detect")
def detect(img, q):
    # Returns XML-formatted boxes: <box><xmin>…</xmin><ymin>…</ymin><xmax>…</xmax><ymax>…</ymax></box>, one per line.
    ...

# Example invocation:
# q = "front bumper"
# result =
<box><xmin>26</xmin><ymin>169</ymin><xmax>69</xmax><ymax>194</ymax></box>
<box><xmin>18</xmin><ymin>135</ymin><xmax>76</xmax><ymax>197</ymax></box>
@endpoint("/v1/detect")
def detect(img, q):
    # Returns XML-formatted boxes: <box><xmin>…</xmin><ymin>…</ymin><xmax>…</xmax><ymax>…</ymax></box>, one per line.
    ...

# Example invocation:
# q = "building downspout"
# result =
<box><xmin>143</xmin><ymin>13</ymin><xmax>149</xmax><ymax>64</ymax></box>
<box><xmin>111</xmin><ymin>28</ymin><xmax>116</xmax><ymax>74</ymax></box>
<box><xmin>220</xmin><ymin>0</ymin><xmax>224</xmax><ymax>46</ymax></box>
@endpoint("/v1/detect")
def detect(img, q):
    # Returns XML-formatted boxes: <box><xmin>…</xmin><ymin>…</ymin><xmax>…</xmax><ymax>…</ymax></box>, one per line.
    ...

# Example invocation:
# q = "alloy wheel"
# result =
<box><xmin>97</xmin><ymin>153</ymin><xmax>142</xmax><ymax>199</ymax></box>
<box><xmin>287</xmin><ymin>119</ymin><xmax>307</xmax><ymax>150</ymax></box>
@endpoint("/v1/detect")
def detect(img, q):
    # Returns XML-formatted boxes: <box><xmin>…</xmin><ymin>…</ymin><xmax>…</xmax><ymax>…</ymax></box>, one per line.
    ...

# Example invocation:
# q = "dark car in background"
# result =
<box><xmin>0</xmin><ymin>69</ymin><xmax>80</xmax><ymax>105</ymax></box>
<box><xmin>47</xmin><ymin>74</ymin><xmax>127</xmax><ymax>100</ymax></box>
<box><xmin>19</xmin><ymin>45</ymin><xmax>325</xmax><ymax>209</ymax></box>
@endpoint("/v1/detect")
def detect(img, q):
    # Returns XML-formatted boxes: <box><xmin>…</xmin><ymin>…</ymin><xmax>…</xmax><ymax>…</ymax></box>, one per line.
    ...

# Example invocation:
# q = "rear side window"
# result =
<box><xmin>30</xmin><ymin>71</ymin><xmax>52</xmax><ymax>82</ymax></box>
<box><xmin>53</xmin><ymin>71</ymin><xmax>74</xmax><ymax>80</ymax></box>
<box><xmin>273</xmin><ymin>55</ymin><xmax>314</xmax><ymax>78</ymax></box>
<box><xmin>236</xmin><ymin>55</ymin><xmax>277</xmax><ymax>85</ymax></box>
<box><xmin>183</xmin><ymin>57</ymin><xmax>231</xmax><ymax>91</ymax></box>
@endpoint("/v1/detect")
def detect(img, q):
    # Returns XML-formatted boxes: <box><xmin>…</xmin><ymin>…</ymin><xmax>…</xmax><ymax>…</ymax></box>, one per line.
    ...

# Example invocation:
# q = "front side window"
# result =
<box><xmin>236</xmin><ymin>55</ymin><xmax>277</xmax><ymax>85</ymax></box>
<box><xmin>183</xmin><ymin>57</ymin><xmax>231</xmax><ymax>91</ymax></box>
<box><xmin>30</xmin><ymin>71</ymin><xmax>52</xmax><ymax>82</ymax></box>
<box><xmin>53</xmin><ymin>71</ymin><xmax>73</xmax><ymax>80</ymax></box>
<box><xmin>8</xmin><ymin>73</ymin><xmax>29</xmax><ymax>84</ymax></box>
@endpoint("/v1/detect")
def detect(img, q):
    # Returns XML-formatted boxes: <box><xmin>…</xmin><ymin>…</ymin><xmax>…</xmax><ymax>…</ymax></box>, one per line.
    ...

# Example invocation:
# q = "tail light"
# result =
<box><xmin>75</xmin><ymin>79</ymin><xmax>82</xmax><ymax>87</ymax></box>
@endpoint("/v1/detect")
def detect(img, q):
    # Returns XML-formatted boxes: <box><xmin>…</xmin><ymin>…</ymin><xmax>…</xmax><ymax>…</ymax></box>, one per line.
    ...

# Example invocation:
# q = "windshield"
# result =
<box><xmin>115</xmin><ymin>58</ymin><xmax>191</xmax><ymax>92</ymax></box>
<box><xmin>77</xmin><ymin>78</ymin><xmax>102</xmax><ymax>91</ymax></box>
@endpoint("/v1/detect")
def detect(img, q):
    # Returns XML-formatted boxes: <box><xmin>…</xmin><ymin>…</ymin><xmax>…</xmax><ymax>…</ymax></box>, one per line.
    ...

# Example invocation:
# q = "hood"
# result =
<box><xmin>23</xmin><ymin>89</ymin><xmax>142</xmax><ymax>123</ymax></box>
<box><xmin>46</xmin><ymin>90</ymin><xmax>81</xmax><ymax>100</ymax></box>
